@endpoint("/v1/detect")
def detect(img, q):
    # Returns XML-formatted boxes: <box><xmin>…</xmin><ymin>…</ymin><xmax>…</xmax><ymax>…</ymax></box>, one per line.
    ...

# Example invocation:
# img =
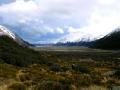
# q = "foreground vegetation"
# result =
<box><xmin>0</xmin><ymin>36</ymin><xmax>120</xmax><ymax>90</ymax></box>
<box><xmin>0</xmin><ymin>50</ymin><xmax>120</xmax><ymax>90</ymax></box>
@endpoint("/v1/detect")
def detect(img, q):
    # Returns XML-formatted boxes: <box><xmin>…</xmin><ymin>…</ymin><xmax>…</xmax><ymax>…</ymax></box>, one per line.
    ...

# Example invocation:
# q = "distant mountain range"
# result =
<box><xmin>0</xmin><ymin>25</ymin><xmax>120</xmax><ymax>50</ymax></box>
<box><xmin>55</xmin><ymin>28</ymin><xmax>120</xmax><ymax>50</ymax></box>
<box><xmin>55</xmin><ymin>41</ymin><xmax>91</xmax><ymax>47</ymax></box>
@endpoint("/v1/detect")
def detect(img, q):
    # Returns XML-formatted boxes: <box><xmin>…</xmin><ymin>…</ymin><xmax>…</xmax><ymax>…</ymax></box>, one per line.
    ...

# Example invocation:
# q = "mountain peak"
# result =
<box><xmin>0</xmin><ymin>25</ymin><xmax>16</xmax><ymax>39</ymax></box>
<box><xmin>0</xmin><ymin>25</ymin><xmax>32</xmax><ymax>47</ymax></box>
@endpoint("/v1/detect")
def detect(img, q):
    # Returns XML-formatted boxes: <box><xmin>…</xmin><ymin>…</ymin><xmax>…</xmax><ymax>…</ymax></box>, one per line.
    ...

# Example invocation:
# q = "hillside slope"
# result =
<box><xmin>0</xmin><ymin>36</ymin><xmax>45</xmax><ymax>67</ymax></box>
<box><xmin>91</xmin><ymin>29</ymin><xmax>120</xmax><ymax>50</ymax></box>
<box><xmin>0</xmin><ymin>25</ymin><xmax>33</xmax><ymax>47</ymax></box>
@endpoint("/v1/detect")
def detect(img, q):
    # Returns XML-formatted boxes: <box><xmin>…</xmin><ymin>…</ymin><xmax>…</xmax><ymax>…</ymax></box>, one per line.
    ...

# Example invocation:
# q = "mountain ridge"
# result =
<box><xmin>0</xmin><ymin>25</ymin><xmax>33</xmax><ymax>47</ymax></box>
<box><xmin>0</xmin><ymin>25</ymin><xmax>47</xmax><ymax>67</ymax></box>
<box><xmin>0</xmin><ymin>35</ymin><xmax>46</xmax><ymax>67</ymax></box>
<box><xmin>90</xmin><ymin>28</ymin><xmax>120</xmax><ymax>50</ymax></box>
<box><xmin>54</xmin><ymin>28</ymin><xmax>120</xmax><ymax>50</ymax></box>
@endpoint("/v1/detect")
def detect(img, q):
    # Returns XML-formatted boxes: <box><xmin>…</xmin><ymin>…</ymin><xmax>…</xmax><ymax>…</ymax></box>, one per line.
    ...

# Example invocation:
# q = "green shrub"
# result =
<box><xmin>72</xmin><ymin>64</ymin><xmax>89</xmax><ymax>73</ymax></box>
<box><xmin>50</xmin><ymin>64</ymin><xmax>62</xmax><ymax>72</ymax></box>
<box><xmin>8</xmin><ymin>83</ymin><xmax>26</xmax><ymax>90</ymax></box>
<box><xmin>34</xmin><ymin>80</ymin><xmax>71</xmax><ymax>90</ymax></box>
<box><xmin>0</xmin><ymin>64</ymin><xmax>17</xmax><ymax>78</ymax></box>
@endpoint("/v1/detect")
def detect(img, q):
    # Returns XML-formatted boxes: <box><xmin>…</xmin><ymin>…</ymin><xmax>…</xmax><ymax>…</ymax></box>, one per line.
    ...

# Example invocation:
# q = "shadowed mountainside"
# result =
<box><xmin>91</xmin><ymin>29</ymin><xmax>120</xmax><ymax>50</ymax></box>
<box><xmin>0</xmin><ymin>36</ymin><xmax>46</xmax><ymax>67</ymax></box>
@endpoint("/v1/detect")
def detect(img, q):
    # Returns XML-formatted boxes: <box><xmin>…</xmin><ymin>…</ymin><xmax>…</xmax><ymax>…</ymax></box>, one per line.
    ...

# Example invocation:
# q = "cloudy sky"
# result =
<box><xmin>0</xmin><ymin>0</ymin><xmax>120</xmax><ymax>43</ymax></box>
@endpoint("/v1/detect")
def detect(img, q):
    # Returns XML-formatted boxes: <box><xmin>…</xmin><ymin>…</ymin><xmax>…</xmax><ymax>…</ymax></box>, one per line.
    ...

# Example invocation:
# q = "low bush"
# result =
<box><xmin>8</xmin><ymin>83</ymin><xmax>26</xmax><ymax>90</ymax></box>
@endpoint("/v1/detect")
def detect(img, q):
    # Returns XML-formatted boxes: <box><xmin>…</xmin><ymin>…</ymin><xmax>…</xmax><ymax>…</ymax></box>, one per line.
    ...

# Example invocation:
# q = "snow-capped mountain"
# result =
<box><xmin>58</xmin><ymin>32</ymin><xmax>100</xmax><ymax>43</ymax></box>
<box><xmin>0</xmin><ymin>25</ymin><xmax>32</xmax><ymax>47</ymax></box>
<box><xmin>0</xmin><ymin>25</ymin><xmax>16</xmax><ymax>39</ymax></box>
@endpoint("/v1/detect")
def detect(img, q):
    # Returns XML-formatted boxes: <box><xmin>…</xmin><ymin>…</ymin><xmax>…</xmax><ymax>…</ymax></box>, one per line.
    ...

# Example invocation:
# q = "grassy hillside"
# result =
<box><xmin>0</xmin><ymin>36</ymin><xmax>47</xmax><ymax>67</ymax></box>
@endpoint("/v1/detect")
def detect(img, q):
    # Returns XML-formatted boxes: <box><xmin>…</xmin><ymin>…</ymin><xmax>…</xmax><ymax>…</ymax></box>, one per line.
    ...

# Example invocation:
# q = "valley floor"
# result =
<box><xmin>1</xmin><ymin>47</ymin><xmax>120</xmax><ymax>90</ymax></box>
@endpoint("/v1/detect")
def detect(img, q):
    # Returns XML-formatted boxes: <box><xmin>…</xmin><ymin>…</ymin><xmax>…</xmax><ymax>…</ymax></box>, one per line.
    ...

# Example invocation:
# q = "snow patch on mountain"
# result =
<box><xmin>58</xmin><ymin>32</ymin><xmax>102</xmax><ymax>43</ymax></box>
<box><xmin>0</xmin><ymin>25</ymin><xmax>16</xmax><ymax>39</ymax></box>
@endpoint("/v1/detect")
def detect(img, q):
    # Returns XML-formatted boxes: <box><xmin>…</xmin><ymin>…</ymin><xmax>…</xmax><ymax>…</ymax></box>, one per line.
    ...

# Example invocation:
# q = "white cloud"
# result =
<box><xmin>0</xmin><ymin>0</ymin><xmax>120</xmax><ymax>43</ymax></box>
<box><xmin>97</xmin><ymin>0</ymin><xmax>116</xmax><ymax>5</ymax></box>
<box><xmin>82</xmin><ymin>0</ymin><xmax>120</xmax><ymax>36</ymax></box>
<box><xmin>0</xmin><ymin>0</ymin><xmax>39</xmax><ymax>26</ymax></box>
<box><xmin>56</xmin><ymin>28</ymin><xmax>64</xmax><ymax>34</ymax></box>
<box><xmin>0</xmin><ymin>0</ymin><xmax>38</xmax><ymax>13</ymax></box>
<box><xmin>0</xmin><ymin>0</ymin><xmax>94</xmax><ymax>36</ymax></box>
<box><xmin>44</xmin><ymin>26</ymin><xmax>54</xmax><ymax>34</ymax></box>
<box><xmin>0</xmin><ymin>0</ymin><xmax>95</xmax><ymax>24</ymax></box>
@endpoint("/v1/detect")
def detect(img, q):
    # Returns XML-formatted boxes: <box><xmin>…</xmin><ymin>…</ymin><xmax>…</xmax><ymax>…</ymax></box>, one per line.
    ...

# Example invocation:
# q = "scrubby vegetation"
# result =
<box><xmin>0</xmin><ymin>36</ymin><xmax>120</xmax><ymax>90</ymax></box>
<box><xmin>0</xmin><ymin>36</ymin><xmax>49</xmax><ymax>67</ymax></box>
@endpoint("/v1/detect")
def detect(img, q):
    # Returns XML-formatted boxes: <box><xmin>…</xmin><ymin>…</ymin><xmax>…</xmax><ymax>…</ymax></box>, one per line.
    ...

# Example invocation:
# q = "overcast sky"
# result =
<box><xmin>0</xmin><ymin>0</ymin><xmax>120</xmax><ymax>43</ymax></box>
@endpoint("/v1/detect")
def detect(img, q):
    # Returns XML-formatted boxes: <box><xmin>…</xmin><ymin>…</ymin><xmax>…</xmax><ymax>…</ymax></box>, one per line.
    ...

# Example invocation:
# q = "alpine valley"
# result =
<box><xmin>0</xmin><ymin>25</ymin><xmax>120</xmax><ymax>90</ymax></box>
